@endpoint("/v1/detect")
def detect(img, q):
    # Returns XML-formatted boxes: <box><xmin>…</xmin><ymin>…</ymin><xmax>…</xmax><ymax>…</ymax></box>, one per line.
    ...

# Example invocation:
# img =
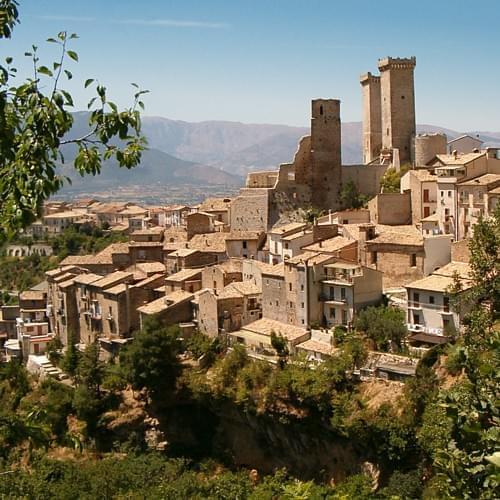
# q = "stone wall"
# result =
<box><xmin>368</xmin><ymin>192</ymin><xmax>411</xmax><ymax>225</ymax></box>
<box><xmin>262</xmin><ymin>275</ymin><xmax>287</xmax><ymax>323</ymax></box>
<box><xmin>230</xmin><ymin>188</ymin><xmax>271</xmax><ymax>231</ymax></box>
<box><xmin>360</xmin><ymin>72</ymin><xmax>381</xmax><ymax>163</ymax></box>
<box><xmin>342</xmin><ymin>164</ymin><xmax>388</xmax><ymax>196</ymax></box>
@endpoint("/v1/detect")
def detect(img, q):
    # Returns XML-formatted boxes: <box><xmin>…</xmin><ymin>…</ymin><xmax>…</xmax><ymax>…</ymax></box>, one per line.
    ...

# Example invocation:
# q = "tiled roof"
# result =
<box><xmin>261</xmin><ymin>262</ymin><xmax>285</xmax><ymax>277</ymax></box>
<box><xmin>188</xmin><ymin>233</ymin><xmax>228</xmax><ymax>253</ymax></box>
<box><xmin>229</xmin><ymin>281</ymin><xmax>261</xmax><ymax>296</ymax></box>
<box><xmin>165</xmin><ymin>268</ymin><xmax>202</xmax><ymax>282</ymax></box>
<box><xmin>405</xmin><ymin>274</ymin><xmax>472</xmax><ymax>293</ymax></box>
<box><xmin>458</xmin><ymin>173</ymin><xmax>500</xmax><ymax>187</ymax></box>
<box><xmin>19</xmin><ymin>290</ymin><xmax>45</xmax><ymax>301</ymax></box>
<box><xmin>302</xmin><ymin>236</ymin><xmax>355</xmax><ymax>253</ymax></box>
<box><xmin>435</xmin><ymin>152</ymin><xmax>484</xmax><ymax>166</ymax></box>
<box><xmin>297</xmin><ymin>339</ymin><xmax>337</xmax><ymax>356</ymax></box>
<box><xmin>198</xmin><ymin>197</ymin><xmax>232</xmax><ymax>212</ymax></box>
<box><xmin>269</xmin><ymin>221</ymin><xmax>308</xmax><ymax>236</ymax></box>
<box><xmin>91</xmin><ymin>271</ymin><xmax>133</xmax><ymax>289</ymax></box>
<box><xmin>167</xmin><ymin>248</ymin><xmax>200</xmax><ymax>258</ymax></box>
<box><xmin>72</xmin><ymin>273</ymin><xmax>103</xmax><ymax>285</ymax></box>
<box><xmin>409</xmin><ymin>169</ymin><xmax>438</xmax><ymax>182</ymax></box>
<box><xmin>239</xmin><ymin>318</ymin><xmax>308</xmax><ymax>342</ymax></box>
<box><xmin>225</xmin><ymin>231</ymin><xmax>263</xmax><ymax>240</ymax></box>
<box><xmin>137</xmin><ymin>290</ymin><xmax>193</xmax><ymax>315</ymax></box>
<box><xmin>135</xmin><ymin>262</ymin><xmax>166</xmax><ymax>274</ymax></box>
<box><xmin>434</xmin><ymin>261</ymin><xmax>471</xmax><ymax>279</ymax></box>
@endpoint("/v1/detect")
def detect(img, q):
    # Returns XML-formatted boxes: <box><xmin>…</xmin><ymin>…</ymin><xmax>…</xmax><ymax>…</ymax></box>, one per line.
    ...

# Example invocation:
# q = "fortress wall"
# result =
<box><xmin>341</xmin><ymin>164</ymin><xmax>388</xmax><ymax>196</ymax></box>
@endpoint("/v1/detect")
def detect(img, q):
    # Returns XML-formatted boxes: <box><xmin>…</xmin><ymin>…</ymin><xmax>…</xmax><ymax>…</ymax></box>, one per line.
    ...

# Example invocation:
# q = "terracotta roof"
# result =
<box><xmin>188</xmin><ymin>233</ymin><xmax>228</xmax><ymax>253</ymax></box>
<box><xmin>269</xmin><ymin>222</ymin><xmax>308</xmax><ymax>236</ymax></box>
<box><xmin>225</xmin><ymin>231</ymin><xmax>263</xmax><ymax>241</ymax></box>
<box><xmin>72</xmin><ymin>273</ymin><xmax>103</xmax><ymax>285</ymax></box>
<box><xmin>458</xmin><ymin>173</ymin><xmax>500</xmax><ymax>187</ymax></box>
<box><xmin>409</xmin><ymin>169</ymin><xmax>438</xmax><ymax>182</ymax></box>
<box><xmin>238</xmin><ymin>318</ymin><xmax>308</xmax><ymax>342</ymax></box>
<box><xmin>229</xmin><ymin>281</ymin><xmax>261</xmax><ymax>296</ymax></box>
<box><xmin>128</xmin><ymin>241</ymin><xmax>163</xmax><ymax>247</ymax></box>
<box><xmin>103</xmin><ymin>283</ymin><xmax>127</xmax><ymax>295</ymax></box>
<box><xmin>165</xmin><ymin>268</ymin><xmax>202</xmax><ymax>282</ymax></box>
<box><xmin>19</xmin><ymin>290</ymin><xmax>45</xmax><ymax>301</ymax></box>
<box><xmin>434</xmin><ymin>261</ymin><xmax>471</xmax><ymax>279</ymax></box>
<box><xmin>282</xmin><ymin>229</ymin><xmax>313</xmax><ymax>241</ymax></box>
<box><xmin>367</xmin><ymin>226</ymin><xmax>423</xmax><ymax>247</ymax></box>
<box><xmin>302</xmin><ymin>236</ymin><xmax>355</xmax><ymax>253</ymax></box>
<box><xmin>261</xmin><ymin>262</ymin><xmax>285</xmax><ymax>277</ymax></box>
<box><xmin>137</xmin><ymin>290</ymin><xmax>193</xmax><ymax>315</ymax></box>
<box><xmin>406</xmin><ymin>274</ymin><xmax>472</xmax><ymax>293</ymax></box>
<box><xmin>91</xmin><ymin>271</ymin><xmax>133</xmax><ymax>290</ymax></box>
<box><xmin>133</xmin><ymin>273</ymin><xmax>165</xmax><ymax>289</ymax></box>
<box><xmin>96</xmin><ymin>242</ymin><xmax>130</xmax><ymax>257</ymax></box>
<box><xmin>198</xmin><ymin>197</ymin><xmax>232</xmax><ymax>212</ymax></box>
<box><xmin>421</xmin><ymin>213</ymin><xmax>439</xmax><ymax>222</ymax></box>
<box><xmin>60</xmin><ymin>254</ymin><xmax>113</xmax><ymax>266</ymax></box>
<box><xmin>135</xmin><ymin>262</ymin><xmax>166</xmax><ymax>274</ymax></box>
<box><xmin>130</xmin><ymin>227</ymin><xmax>164</xmax><ymax>236</ymax></box>
<box><xmin>435</xmin><ymin>152</ymin><xmax>484</xmax><ymax>166</ymax></box>
<box><xmin>45</xmin><ymin>265</ymin><xmax>80</xmax><ymax>277</ymax></box>
<box><xmin>167</xmin><ymin>248</ymin><xmax>200</xmax><ymax>258</ymax></box>
<box><xmin>297</xmin><ymin>339</ymin><xmax>337</xmax><ymax>356</ymax></box>
<box><xmin>58</xmin><ymin>278</ymin><xmax>75</xmax><ymax>289</ymax></box>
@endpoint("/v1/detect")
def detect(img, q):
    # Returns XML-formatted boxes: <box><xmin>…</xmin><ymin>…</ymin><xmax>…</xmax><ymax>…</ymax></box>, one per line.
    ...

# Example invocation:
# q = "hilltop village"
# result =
<box><xmin>3</xmin><ymin>56</ymin><xmax>500</xmax><ymax>379</ymax></box>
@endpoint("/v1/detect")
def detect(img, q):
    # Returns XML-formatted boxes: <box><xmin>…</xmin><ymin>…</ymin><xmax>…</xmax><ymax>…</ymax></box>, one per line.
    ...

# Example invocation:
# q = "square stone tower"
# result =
<box><xmin>360</xmin><ymin>72</ymin><xmax>382</xmax><ymax>163</ymax></box>
<box><xmin>378</xmin><ymin>56</ymin><xmax>416</xmax><ymax>163</ymax></box>
<box><xmin>311</xmin><ymin>99</ymin><xmax>342</xmax><ymax>209</ymax></box>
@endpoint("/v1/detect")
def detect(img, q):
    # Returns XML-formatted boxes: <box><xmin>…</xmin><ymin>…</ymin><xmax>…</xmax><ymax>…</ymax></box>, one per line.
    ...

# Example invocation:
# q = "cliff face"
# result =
<box><xmin>156</xmin><ymin>399</ymin><xmax>372</xmax><ymax>484</ymax></box>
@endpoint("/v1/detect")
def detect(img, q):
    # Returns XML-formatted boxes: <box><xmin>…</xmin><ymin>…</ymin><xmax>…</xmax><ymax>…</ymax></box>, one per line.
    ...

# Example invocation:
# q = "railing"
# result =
<box><xmin>320</xmin><ymin>274</ymin><xmax>357</xmax><ymax>283</ymax></box>
<box><xmin>408</xmin><ymin>301</ymin><xmax>451</xmax><ymax>312</ymax></box>
<box><xmin>407</xmin><ymin>323</ymin><xmax>444</xmax><ymax>335</ymax></box>
<box><xmin>319</xmin><ymin>293</ymin><xmax>347</xmax><ymax>303</ymax></box>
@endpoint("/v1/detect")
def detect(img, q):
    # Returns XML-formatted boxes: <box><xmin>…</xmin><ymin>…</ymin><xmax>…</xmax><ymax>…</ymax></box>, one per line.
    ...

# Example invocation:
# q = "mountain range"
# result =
<box><xmin>59</xmin><ymin>112</ymin><xmax>500</xmax><ymax>192</ymax></box>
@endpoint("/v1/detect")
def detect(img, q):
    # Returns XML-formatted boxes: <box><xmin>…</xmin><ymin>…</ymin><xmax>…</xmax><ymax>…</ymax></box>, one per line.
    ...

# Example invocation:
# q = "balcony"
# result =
<box><xmin>407</xmin><ymin>323</ymin><xmax>444</xmax><ymax>335</ymax></box>
<box><xmin>407</xmin><ymin>302</ymin><xmax>422</xmax><ymax>309</ymax></box>
<box><xmin>319</xmin><ymin>293</ymin><xmax>347</xmax><ymax>304</ymax></box>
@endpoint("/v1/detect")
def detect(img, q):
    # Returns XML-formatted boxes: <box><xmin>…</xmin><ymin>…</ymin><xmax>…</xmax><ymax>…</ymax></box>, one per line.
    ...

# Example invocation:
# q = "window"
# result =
<box><xmin>423</xmin><ymin>189</ymin><xmax>429</xmax><ymax>203</ymax></box>
<box><xmin>275</xmin><ymin>300</ymin><xmax>279</xmax><ymax>306</ymax></box>
<box><xmin>342</xmin><ymin>310</ymin><xmax>348</xmax><ymax>324</ymax></box>
<box><xmin>289</xmin><ymin>301</ymin><xmax>293</xmax><ymax>308</ymax></box>
<box><xmin>284</xmin><ymin>242</ymin><xmax>289</xmax><ymax>249</ymax></box>
<box><xmin>329</xmin><ymin>286</ymin><xmax>334</xmax><ymax>300</ymax></box>
<box><xmin>301</xmin><ymin>302</ymin><xmax>304</xmax><ymax>309</ymax></box>
<box><xmin>413</xmin><ymin>312</ymin><xmax>420</xmax><ymax>324</ymax></box>
<box><xmin>413</xmin><ymin>292</ymin><xmax>420</xmax><ymax>306</ymax></box>
<box><xmin>448</xmin><ymin>191</ymin><xmax>452</xmax><ymax>197</ymax></box>
<box><xmin>371</xmin><ymin>251</ymin><xmax>377</xmax><ymax>264</ymax></box>
<box><xmin>300</xmin><ymin>284</ymin><xmax>304</xmax><ymax>291</ymax></box>
<box><xmin>410</xmin><ymin>253</ymin><xmax>417</xmax><ymax>267</ymax></box>
<box><xmin>340</xmin><ymin>287</ymin><xmax>346</xmax><ymax>300</ymax></box>
<box><xmin>443</xmin><ymin>296</ymin><xmax>450</xmax><ymax>312</ymax></box>
<box><xmin>330</xmin><ymin>308</ymin><xmax>336</xmax><ymax>318</ymax></box>
<box><xmin>441</xmin><ymin>191</ymin><xmax>444</xmax><ymax>197</ymax></box>
<box><xmin>319</xmin><ymin>105</ymin><xmax>323</xmax><ymax>115</ymax></box>
<box><xmin>242</xmin><ymin>241</ymin><xmax>247</xmax><ymax>249</ymax></box>
<box><xmin>423</xmin><ymin>206</ymin><xmax>430</xmax><ymax>217</ymax></box>
<box><xmin>289</xmin><ymin>283</ymin><xmax>292</xmax><ymax>291</ymax></box>
<box><xmin>429</xmin><ymin>295</ymin><xmax>435</xmax><ymax>305</ymax></box>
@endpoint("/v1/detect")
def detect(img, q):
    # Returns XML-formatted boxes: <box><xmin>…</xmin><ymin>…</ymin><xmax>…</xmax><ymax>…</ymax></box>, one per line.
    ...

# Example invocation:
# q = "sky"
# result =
<box><xmin>3</xmin><ymin>0</ymin><xmax>499</xmax><ymax>130</ymax></box>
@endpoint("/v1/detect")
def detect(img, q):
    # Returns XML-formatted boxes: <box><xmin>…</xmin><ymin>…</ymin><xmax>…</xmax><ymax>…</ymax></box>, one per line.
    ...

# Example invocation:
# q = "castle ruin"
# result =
<box><xmin>231</xmin><ymin>56</ymin><xmax>418</xmax><ymax>231</ymax></box>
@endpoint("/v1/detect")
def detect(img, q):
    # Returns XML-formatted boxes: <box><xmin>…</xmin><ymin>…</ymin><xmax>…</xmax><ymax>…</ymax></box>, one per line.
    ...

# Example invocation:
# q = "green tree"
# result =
<box><xmin>77</xmin><ymin>342</ymin><xmax>104</xmax><ymax>397</ymax></box>
<box><xmin>61</xmin><ymin>331</ymin><xmax>79</xmax><ymax>376</ymax></box>
<box><xmin>120</xmin><ymin>317</ymin><xmax>181</xmax><ymax>400</ymax></box>
<box><xmin>354</xmin><ymin>305</ymin><xmax>407</xmax><ymax>351</ymax></box>
<box><xmin>379</xmin><ymin>163</ymin><xmax>410</xmax><ymax>193</ymax></box>
<box><xmin>270</xmin><ymin>330</ymin><xmax>289</xmax><ymax>368</ymax></box>
<box><xmin>339</xmin><ymin>180</ymin><xmax>368</xmax><ymax>210</ymax></box>
<box><xmin>0</xmin><ymin>1</ymin><xmax>147</xmax><ymax>238</ymax></box>
<box><xmin>421</xmin><ymin>206</ymin><xmax>500</xmax><ymax>498</ymax></box>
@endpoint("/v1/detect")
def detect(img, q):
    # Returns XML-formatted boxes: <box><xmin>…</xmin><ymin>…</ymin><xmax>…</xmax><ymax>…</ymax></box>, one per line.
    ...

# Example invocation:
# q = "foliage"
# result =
<box><xmin>420</xmin><ymin>206</ymin><xmax>500</xmax><ymax>498</ymax></box>
<box><xmin>378</xmin><ymin>468</ymin><xmax>423</xmax><ymax>499</ymax></box>
<box><xmin>270</xmin><ymin>330</ymin><xmax>289</xmax><ymax>368</ymax></box>
<box><xmin>120</xmin><ymin>317</ymin><xmax>181</xmax><ymax>400</ymax></box>
<box><xmin>0</xmin><ymin>252</ymin><xmax>57</xmax><ymax>291</ymax></box>
<box><xmin>379</xmin><ymin>163</ymin><xmax>410</xmax><ymax>193</ymax></box>
<box><xmin>0</xmin><ymin>3</ymin><xmax>147</xmax><ymax>239</ymax></box>
<box><xmin>303</xmin><ymin>206</ymin><xmax>325</xmax><ymax>224</ymax></box>
<box><xmin>332</xmin><ymin>473</ymin><xmax>374</xmax><ymax>499</ymax></box>
<box><xmin>49</xmin><ymin>224</ymin><xmax>127</xmax><ymax>260</ymax></box>
<box><xmin>46</xmin><ymin>335</ymin><xmax>63</xmax><ymax>365</ymax></box>
<box><xmin>61</xmin><ymin>331</ymin><xmax>79</xmax><ymax>376</ymax></box>
<box><xmin>354</xmin><ymin>305</ymin><xmax>407</xmax><ymax>351</ymax></box>
<box><xmin>339</xmin><ymin>180</ymin><xmax>369</xmax><ymax>210</ymax></box>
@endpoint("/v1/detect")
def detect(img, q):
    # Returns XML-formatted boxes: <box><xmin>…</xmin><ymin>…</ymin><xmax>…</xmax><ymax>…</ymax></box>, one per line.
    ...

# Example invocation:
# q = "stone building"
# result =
<box><xmin>447</xmin><ymin>134</ymin><xmax>483</xmax><ymax>154</ymax></box>
<box><xmin>400</xmin><ymin>169</ymin><xmax>438</xmax><ymax>224</ymax></box>
<box><xmin>201</xmin><ymin>259</ymin><xmax>243</xmax><ymax>291</ymax></box>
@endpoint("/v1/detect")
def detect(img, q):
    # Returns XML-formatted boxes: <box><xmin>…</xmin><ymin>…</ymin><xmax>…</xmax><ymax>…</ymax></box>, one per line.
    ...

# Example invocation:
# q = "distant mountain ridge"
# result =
<box><xmin>59</xmin><ymin>112</ymin><xmax>500</xmax><ymax>192</ymax></box>
<box><xmin>141</xmin><ymin>116</ymin><xmax>500</xmax><ymax>176</ymax></box>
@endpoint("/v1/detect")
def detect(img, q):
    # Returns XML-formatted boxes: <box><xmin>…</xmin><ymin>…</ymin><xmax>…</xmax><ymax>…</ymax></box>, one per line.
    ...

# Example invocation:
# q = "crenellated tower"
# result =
<box><xmin>360</xmin><ymin>72</ymin><xmax>382</xmax><ymax>164</ymax></box>
<box><xmin>310</xmin><ymin>98</ymin><xmax>342</xmax><ymax>209</ymax></box>
<box><xmin>378</xmin><ymin>56</ymin><xmax>416</xmax><ymax>163</ymax></box>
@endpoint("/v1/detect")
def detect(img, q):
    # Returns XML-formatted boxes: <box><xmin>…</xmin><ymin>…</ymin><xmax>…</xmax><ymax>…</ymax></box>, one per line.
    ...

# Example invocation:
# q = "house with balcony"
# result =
<box><xmin>267</xmin><ymin>222</ymin><xmax>311</xmax><ymax>264</ymax></box>
<box><xmin>319</xmin><ymin>261</ymin><xmax>383</xmax><ymax>329</ymax></box>
<box><xmin>405</xmin><ymin>261</ymin><xmax>472</xmax><ymax>350</ymax></box>
<box><xmin>457</xmin><ymin>173</ymin><xmax>500</xmax><ymax>239</ymax></box>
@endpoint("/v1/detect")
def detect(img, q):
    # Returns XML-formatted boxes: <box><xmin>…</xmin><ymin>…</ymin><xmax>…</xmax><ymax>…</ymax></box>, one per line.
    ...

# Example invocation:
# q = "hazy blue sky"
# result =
<box><xmin>4</xmin><ymin>0</ymin><xmax>499</xmax><ymax>130</ymax></box>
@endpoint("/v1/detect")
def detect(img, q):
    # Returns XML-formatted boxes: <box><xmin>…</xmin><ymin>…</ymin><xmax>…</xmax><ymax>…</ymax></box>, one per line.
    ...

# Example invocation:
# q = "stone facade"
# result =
<box><xmin>360</xmin><ymin>72</ymin><xmax>382</xmax><ymax>163</ymax></box>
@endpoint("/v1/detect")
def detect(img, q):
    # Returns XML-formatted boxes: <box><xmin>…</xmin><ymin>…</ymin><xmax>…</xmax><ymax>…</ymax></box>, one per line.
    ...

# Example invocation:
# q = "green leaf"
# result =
<box><xmin>37</xmin><ymin>66</ymin><xmax>53</xmax><ymax>77</ymax></box>
<box><xmin>46</xmin><ymin>37</ymin><xmax>58</xmax><ymax>43</ymax></box>
<box><xmin>67</xmin><ymin>50</ymin><xmax>78</xmax><ymax>62</ymax></box>
<box><xmin>5</xmin><ymin>56</ymin><xmax>12</xmax><ymax>64</ymax></box>
<box><xmin>64</xmin><ymin>69</ymin><xmax>73</xmax><ymax>80</ymax></box>
<box><xmin>84</xmin><ymin>78</ymin><xmax>94</xmax><ymax>88</ymax></box>
<box><xmin>69</xmin><ymin>33</ymin><xmax>79</xmax><ymax>39</ymax></box>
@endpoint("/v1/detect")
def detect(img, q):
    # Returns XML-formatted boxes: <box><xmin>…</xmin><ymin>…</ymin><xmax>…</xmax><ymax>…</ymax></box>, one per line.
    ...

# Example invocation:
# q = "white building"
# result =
<box><xmin>268</xmin><ymin>222</ymin><xmax>311</xmax><ymax>265</ymax></box>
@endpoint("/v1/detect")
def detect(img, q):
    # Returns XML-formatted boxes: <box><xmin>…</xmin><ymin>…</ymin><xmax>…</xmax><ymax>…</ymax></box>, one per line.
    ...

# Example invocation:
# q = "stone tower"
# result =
<box><xmin>311</xmin><ymin>99</ymin><xmax>342</xmax><ymax>210</ymax></box>
<box><xmin>360</xmin><ymin>72</ymin><xmax>382</xmax><ymax>163</ymax></box>
<box><xmin>378</xmin><ymin>56</ymin><xmax>416</xmax><ymax>163</ymax></box>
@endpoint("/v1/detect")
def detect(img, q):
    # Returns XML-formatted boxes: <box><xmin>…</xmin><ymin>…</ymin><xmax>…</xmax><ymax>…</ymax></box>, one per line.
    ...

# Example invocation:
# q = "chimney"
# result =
<box><xmin>452</xmin><ymin>149</ymin><xmax>458</xmax><ymax>159</ymax></box>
